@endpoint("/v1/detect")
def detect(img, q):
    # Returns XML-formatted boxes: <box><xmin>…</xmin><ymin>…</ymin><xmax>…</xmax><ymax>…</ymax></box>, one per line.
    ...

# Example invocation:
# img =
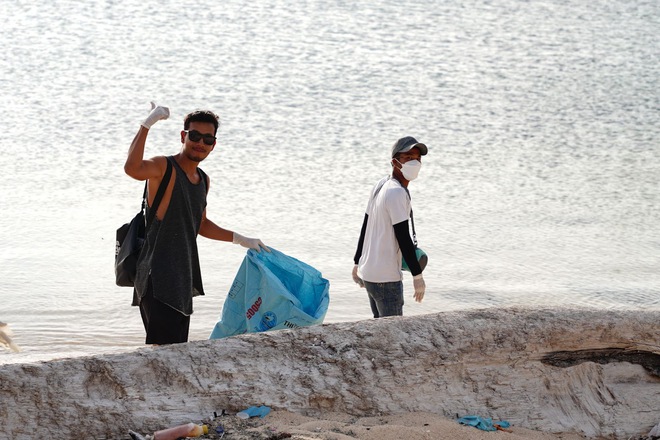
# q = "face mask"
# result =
<box><xmin>395</xmin><ymin>159</ymin><xmax>422</xmax><ymax>181</ymax></box>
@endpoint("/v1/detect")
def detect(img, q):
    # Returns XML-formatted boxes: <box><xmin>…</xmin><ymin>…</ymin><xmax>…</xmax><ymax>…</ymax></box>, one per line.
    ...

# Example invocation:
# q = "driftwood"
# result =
<box><xmin>0</xmin><ymin>307</ymin><xmax>658</xmax><ymax>439</ymax></box>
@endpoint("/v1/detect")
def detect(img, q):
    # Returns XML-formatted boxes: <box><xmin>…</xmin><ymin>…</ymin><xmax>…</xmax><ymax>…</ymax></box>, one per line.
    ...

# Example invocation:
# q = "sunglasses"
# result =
<box><xmin>184</xmin><ymin>130</ymin><xmax>216</xmax><ymax>146</ymax></box>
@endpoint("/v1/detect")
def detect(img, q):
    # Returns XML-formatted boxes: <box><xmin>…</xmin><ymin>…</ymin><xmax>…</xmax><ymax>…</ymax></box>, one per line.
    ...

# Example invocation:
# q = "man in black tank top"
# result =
<box><xmin>124</xmin><ymin>103</ymin><xmax>270</xmax><ymax>345</ymax></box>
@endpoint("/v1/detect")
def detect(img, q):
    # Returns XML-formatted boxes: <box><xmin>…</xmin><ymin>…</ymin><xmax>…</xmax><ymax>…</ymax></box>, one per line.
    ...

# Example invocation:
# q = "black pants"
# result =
<box><xmin>139</xmin><ymin>278</ymin><xmax>190</xmax><ymax>345</ymax></box>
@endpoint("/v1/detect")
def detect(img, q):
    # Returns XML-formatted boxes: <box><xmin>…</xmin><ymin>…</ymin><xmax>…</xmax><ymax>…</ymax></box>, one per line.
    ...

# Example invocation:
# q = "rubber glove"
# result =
<box><xmin>233</xmin><ymin>232</ymin><xmax>270</xmax><ymax>253</ymax></box>
<box><xmin>413</xmin><ymin>274</ymin><xmax>425</xmax><ymax>302</ymax></box>
<box><xmin>352</xmin><ymin>265</ymin><xmax>364</xmax><ymax>288</ymax></box>
<box><xmin>141</xmin><ymin>101</ymin><xmax>170</xmax><ymax>129</ymax></box>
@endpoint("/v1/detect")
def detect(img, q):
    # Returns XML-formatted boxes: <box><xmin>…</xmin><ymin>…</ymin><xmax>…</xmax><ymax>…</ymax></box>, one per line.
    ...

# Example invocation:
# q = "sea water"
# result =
<box><xmin>0</xmin><ymin>0</ymin><xmax>658</xmax><ymax>364</ymax></box>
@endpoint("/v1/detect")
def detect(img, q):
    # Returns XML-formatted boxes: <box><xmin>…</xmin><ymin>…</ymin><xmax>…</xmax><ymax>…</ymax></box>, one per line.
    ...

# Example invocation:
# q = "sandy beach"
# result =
<box><xmin>136</xmin><ymin>409</ymin><xmax>591</xmax><ymax>440</ymax></box>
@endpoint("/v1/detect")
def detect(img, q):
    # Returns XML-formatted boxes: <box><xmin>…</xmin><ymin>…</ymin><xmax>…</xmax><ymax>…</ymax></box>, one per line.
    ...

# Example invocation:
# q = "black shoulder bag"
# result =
<box><xmin>115</xmin><ymin>158</ymin><xmax>173</xmax><ymax>287</ymax></box>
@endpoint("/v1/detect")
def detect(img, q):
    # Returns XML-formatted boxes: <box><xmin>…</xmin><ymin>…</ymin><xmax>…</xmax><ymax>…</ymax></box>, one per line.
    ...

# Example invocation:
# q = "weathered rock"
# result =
<box><xmin>0</xmin><ymin>307</ymin><xmax>658</xmax><ymax>439</ymax></box>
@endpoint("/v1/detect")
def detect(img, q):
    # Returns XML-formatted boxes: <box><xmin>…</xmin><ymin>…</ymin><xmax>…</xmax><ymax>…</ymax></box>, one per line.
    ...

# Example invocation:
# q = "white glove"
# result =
<box><xmin>141</xmin><ymin>101</ymin><xmax>170</xmax><ymax>129</ymax></box>
<box><xmin>413</xmin><ymin>274</ymin><xmax>425</xmax><ymax>303</ymax></box>
<box><xmin>352</xmin><ymin>265</ymin><xmax>364</xmax><ymax>288</ymax></box>
<box><xmin>233</xmin><ymin>232</ymin><xmax>270</xmax><ymax>253</ymax></box>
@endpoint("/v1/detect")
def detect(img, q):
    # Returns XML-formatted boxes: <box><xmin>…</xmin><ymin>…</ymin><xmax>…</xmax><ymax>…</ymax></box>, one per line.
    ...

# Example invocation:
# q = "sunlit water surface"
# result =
<box><xmin>0</xmin><ymin>0</ymin><xmax>658</xmax><ymax>364</ymax></box>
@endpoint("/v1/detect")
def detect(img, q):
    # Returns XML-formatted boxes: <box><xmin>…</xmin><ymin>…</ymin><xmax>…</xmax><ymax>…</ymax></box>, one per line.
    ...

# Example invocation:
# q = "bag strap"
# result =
<box><xmin>409</xmin><ymin>207</ymin><xmax>417</xmax><ymax>246</ymax></box>
<box><xmin>402</xmin><ymin>187</ymin><xmax>418</xmax><ymax>247</ymax></box>
<box><xmin>143</xmin><ymin>156</ymin><xmax>173</xmax><ymax>230</ymax></box>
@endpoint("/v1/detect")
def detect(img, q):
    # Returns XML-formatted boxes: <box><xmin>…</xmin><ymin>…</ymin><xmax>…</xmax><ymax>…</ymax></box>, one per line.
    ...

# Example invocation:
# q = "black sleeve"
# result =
<box><xmin>393</xmin><ymin>220</ymin><xmax>422</xmax><ymax>276</ymax></box>
<box><xmin>353</xmin><ymin>214</ymin><xmax>369</xmax><ymax>264</ymax></box>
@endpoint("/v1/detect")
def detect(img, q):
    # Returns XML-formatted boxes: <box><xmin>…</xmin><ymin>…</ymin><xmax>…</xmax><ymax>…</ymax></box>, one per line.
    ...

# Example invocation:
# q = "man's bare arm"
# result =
<box><xmin>124</xmin><ymin>103</ymin><xmax>170</xmax><ymax>181</ymax></box>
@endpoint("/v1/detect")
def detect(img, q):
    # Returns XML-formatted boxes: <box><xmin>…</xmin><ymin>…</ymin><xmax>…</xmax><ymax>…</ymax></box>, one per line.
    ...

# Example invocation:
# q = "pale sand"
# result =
<box><xmin>192</xmin><ymin>410</ymin><xmax>589</xmax><ymax>440</ymax></box>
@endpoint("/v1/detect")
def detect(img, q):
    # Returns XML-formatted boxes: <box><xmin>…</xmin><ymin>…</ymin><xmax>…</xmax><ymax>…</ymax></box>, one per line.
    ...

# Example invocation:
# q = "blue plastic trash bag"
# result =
<box><xmin>457</xmin><ymin>415</ymin><xmax>510</xmax><ymax>431</ymax></box>
<box><xmin>209</xmin><ymin>248</ymin><xmax>330</xmax><ymax>339</ymax></box>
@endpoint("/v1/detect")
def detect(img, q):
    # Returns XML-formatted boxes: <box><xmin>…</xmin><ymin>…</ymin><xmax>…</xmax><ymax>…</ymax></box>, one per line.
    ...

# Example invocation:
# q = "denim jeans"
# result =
<box><xmin>363</xmin><ymin>280</ymin><xmax>404</xmax><ymax>318</ymax></box>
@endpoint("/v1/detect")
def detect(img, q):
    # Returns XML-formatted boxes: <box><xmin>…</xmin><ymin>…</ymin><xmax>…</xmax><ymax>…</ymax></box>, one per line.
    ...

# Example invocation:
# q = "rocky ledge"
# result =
<box><xmin>0</xmin><ymin>307</ymin><xmax>658</xmax><ymax>439</ymax></box>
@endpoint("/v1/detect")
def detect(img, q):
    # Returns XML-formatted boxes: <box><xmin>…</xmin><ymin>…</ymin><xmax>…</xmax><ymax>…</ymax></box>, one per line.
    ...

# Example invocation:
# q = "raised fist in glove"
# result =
<box><xmin>413</xmin><ymin>274</ymin><xmax>425</xmax><ymax>303</ymax></box>
<box><xmin>352</xmin><ymin>265</ymin><xmax>364</xmax><ymax>288</ymax></box>
<box><xmin>233</xmin><ymin>232</ymin><xmax>271</xmax><ymax>253</ymax></box>
<box><xmin>141</xmin><ymin>101</ymin><xmax>170</xmax><ymax>129</ymax></box>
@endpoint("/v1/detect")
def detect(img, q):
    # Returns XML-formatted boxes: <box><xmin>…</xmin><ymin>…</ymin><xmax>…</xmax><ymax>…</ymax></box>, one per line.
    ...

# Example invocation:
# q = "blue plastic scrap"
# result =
<box><xmin>209</xmin><ymin>248</ymin><xmax>330</xmax><ymax>339</ymax></box>
<box><xmin>457</xmin><ymin>415</ymin><xmax>511</xmax><ymax>432</ymax></box>
<box><xmin>237</xmin><ymin>405</ymin><xmax>271</xmax><ymax>419</ymax></box>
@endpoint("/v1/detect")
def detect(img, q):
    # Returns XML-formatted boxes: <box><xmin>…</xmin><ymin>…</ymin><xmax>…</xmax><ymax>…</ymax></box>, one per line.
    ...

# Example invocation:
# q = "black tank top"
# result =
<box><xmin>133</xmin><ymin>156</ymin><xmax>207</xmax><ymax>315</ymax></box>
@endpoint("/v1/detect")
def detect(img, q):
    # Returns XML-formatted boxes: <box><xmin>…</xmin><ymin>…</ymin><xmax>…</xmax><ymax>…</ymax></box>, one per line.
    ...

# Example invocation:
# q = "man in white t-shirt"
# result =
<box><xmin>352</xmin><ymin>136</ymin><xmax>428</xmax><ymax>318</ymax></box>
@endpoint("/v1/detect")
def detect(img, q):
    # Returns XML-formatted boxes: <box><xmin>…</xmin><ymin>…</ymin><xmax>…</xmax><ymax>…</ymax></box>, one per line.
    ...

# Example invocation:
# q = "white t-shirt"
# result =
<box><xmin>358</xmin><ymin>176</ymin><xmax>411</xmax><ymax>283</ymax></box>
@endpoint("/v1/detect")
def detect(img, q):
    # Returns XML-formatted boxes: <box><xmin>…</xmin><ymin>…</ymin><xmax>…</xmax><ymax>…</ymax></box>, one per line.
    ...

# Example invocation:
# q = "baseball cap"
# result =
<box><xmin>391</xmin><ymin>136</ymin><xmax>428</xmax><ymax>158</ymax></box>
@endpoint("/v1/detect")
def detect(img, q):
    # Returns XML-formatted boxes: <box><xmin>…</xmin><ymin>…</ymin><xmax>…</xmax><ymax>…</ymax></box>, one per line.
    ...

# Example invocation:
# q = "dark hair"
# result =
<box><xmin>184</xmin><ymin>110</ymin><xmax>220</xmax><ymax>135</ymax></box>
